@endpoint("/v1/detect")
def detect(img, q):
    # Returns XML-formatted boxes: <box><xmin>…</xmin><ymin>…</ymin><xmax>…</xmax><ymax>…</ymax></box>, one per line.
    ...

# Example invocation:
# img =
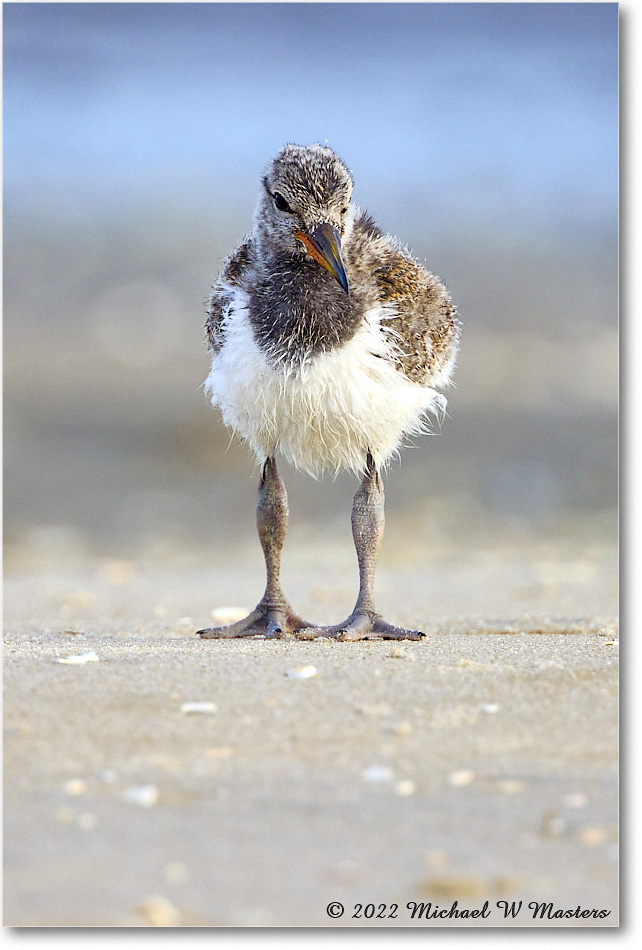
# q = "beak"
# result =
<box><xmin>295</xmin><ymin>223</ymin><xmax>349</xmax><ymax>294</ymax></box>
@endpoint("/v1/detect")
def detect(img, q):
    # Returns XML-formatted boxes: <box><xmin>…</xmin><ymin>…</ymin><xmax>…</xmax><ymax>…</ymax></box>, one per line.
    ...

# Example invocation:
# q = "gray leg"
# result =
<box><xmin>198</xmin><ymin>456</ymin><xmax>311</xmax><ymax>639</ymax></box>
<box><xmin>295</xmin><ymin>453</ymin><xmax>425</xmax><ymax>641</ymax></box>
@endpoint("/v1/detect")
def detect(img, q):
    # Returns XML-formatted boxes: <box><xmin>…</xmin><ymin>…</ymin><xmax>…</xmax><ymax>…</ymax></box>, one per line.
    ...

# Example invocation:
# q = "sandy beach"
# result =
<box><xmin>3</xmin><ymin>535</ymin><xmax>618</xmax><ymax>927</ymax></box>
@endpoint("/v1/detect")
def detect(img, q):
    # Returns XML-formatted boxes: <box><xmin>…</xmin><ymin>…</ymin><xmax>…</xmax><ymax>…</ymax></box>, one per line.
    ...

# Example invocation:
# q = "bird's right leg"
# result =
<box><xmin>294</xmin><ymin>453</ymin><xmax>424</xmax><ymax>641</ymax></box>
<box><xmin>198</xmin><ymin>456</ymin><xmax>311</xmax><ymax>639</ymax></box>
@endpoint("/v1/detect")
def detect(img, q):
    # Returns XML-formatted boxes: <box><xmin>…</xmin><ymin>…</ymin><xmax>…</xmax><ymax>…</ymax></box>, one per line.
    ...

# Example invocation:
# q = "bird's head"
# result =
<box><xmin>255</xmin><ymin>143</ymin><xmax>353</xmax><ymax>294</ymax></box>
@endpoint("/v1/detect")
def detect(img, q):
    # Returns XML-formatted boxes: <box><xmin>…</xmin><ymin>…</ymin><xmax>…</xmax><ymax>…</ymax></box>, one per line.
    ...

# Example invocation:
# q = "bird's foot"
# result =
<box><xmin>294</xmin><ymin>609</ymin><xmax>425</xmax><ymax>642</ymax></box>
<box><xmin>198</xmin><ymin>600</ymin><xmax>312</xmax><ymax>640</ymax></box>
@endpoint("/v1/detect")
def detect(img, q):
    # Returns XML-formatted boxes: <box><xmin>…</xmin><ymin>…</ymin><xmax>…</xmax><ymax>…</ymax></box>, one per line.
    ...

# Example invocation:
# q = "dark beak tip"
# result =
<box><xmin>299</xmin><ymin>223</ymin><xmax>349</xmax><ymax>294</ymax></box>
<box><xmin>315</xmin><ymin>223</ymin><xmax>349</xmax><ymax>294</ymax></box>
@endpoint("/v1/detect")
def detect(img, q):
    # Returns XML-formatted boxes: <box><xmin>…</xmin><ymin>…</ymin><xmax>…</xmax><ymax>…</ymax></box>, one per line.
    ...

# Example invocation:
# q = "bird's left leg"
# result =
<box><xmin>295</xmin><ymin>453</ymin><xmax>425</xmax><ymax>641</ymax></box>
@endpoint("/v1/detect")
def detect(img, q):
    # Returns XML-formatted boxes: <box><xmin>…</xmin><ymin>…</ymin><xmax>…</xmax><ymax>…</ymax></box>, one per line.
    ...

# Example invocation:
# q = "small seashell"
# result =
<box><xmin>598</xmin><ymin>625</ymin><xmax>618</xmax><ymax>638</ymax></box>
<box><xmin>448</xmin><ymin>769</ymin><xmax>474</xmax><ymax>787</ymax></box>
<box><xmin>396</xmin><ymin>780</ymin><xmax>416</xmax><ymax>797</ymax></box>
<box><xmin>139</xmin><ymin>895</ymin><xmax>181</xmax><ymax>927</ymax></box>
<box><xmin>55</xmin><ymin>652</ymin><xmax>100</xmax><ymax>665</ymax></box>
<box><xmin>564</xmin><ymin>792</ymin><xmax>588</xmax><ymax>809</ymax></box>
<box><xmin>395</xmin><ymin>720</ymin><xmax>413</xmax><ymax>737</ymax></box>
<box><xmin>123</xmin><ymin>784</ymin><xmax>159</xmax><ymax>808</ymax></box>
<box><xmin>210</xmin><ymin>606</ymin><xmax>249</xmax><ymax>624</ymax></box>
<box><xmin>480</xmin><ymin>703</ymin><xmax>501</xmax><ymax>714</ymax></box>
<box><xmin>420</xmin><ymin>875</ymin><xmax>485</xmax><ymax>898</ymax></box>
<box><xmin>63</xmin><ymin>778</ymin><xmax>87</xmax><ymax>796</ymax></box>
<box><xmin>580</xmin><ymin>826</ymin><xmax>607</xmax><ymax>847</ymax></box>
<box><xmin>180</xmin><ymin>701</ymin><xmax>217</xmax><ymax>714</ymax></box>
<box><xmin>363</xmin><ymin>765</ymin><xmax>394</xmax><ymax>783</ymax></box>
<box><xmin>285</xmin><ymin>665</ymin><xmax>318</xmax><ymax>679</ymax></box>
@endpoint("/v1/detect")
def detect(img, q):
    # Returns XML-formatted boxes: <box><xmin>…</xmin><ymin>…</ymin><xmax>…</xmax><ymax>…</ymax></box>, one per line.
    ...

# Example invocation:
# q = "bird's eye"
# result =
<box><xmin>273</xmin><ymin>192</ymin><xmax>292</xmax><ymax>213</ymax></box>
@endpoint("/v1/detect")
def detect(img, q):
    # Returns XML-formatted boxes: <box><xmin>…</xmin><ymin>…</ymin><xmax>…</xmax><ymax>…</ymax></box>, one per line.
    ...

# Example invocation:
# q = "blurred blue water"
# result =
<box><xmin>3</xmin><ymin>2</ymin><xmax>618</xmax><ymax>237</ymax></box>
<box><xmin>2</xmin><ymin>4</ymin><xmax>619</xmax><ymax>561</ymax></box>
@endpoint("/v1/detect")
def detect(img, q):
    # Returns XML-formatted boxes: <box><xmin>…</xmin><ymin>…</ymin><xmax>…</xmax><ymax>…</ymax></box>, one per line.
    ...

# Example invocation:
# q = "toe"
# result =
<box><xmin>197</xmin><ymin>627</ymin><xmax>224</xmax><ymax>639</ymax></box>
<box><xmin>371</xmin><ymin>617</ymin><xmax>425</xmax><ymax>640</ymax></box>
<box><xmin>292</xmin><ymin>626</ymin><xmax>341</xmax><ymax>641</ymax></box>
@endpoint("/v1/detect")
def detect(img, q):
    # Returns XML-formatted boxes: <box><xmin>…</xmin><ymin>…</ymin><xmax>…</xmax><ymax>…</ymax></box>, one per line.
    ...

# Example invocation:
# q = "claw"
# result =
<box><xmin>198</xmin><ymin>601</ymin><xmax>311</xmax><ymax>639</ymax></box>
<box><xmin>291</xmin><ymin>614</ymin><xmax>425</xmax><ymax>642</ymax></box>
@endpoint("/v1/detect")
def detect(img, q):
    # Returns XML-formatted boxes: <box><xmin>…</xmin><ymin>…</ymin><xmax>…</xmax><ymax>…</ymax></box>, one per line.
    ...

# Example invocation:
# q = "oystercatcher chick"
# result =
<box><xmin>198</xmin><ymin>143</ymin><xmax>460</xmax><ymax>641</ymax></box>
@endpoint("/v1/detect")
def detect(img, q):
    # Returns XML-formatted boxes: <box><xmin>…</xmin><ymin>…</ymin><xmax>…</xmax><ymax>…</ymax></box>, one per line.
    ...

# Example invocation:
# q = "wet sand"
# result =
<box><xmin>3</xmin><ymin>539</ymin><xmax>618</xmax><ymax>927</ymax></box>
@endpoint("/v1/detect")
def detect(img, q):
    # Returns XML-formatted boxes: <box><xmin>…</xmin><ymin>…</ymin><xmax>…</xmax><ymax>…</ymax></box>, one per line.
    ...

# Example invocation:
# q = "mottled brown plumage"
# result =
<box><xmin>206</xmin><ymin>206</ymin><xmax>459</xmax><ymax>388</ymax></box>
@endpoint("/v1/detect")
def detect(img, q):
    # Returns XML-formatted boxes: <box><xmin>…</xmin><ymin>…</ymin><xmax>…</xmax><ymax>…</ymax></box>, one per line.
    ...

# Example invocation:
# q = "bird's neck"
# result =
<box><xmin>249</xmin><ymin>253</ymin><xmax>361</xmax><ymax>366</ymax></box>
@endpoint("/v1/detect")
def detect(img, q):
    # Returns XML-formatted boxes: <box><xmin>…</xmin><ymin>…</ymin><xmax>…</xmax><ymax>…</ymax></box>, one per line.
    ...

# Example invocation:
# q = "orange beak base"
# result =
<box><xmin>295</xmin><ymin>223</ymin><xmax>349</xmax><ymax>294</ymax></box>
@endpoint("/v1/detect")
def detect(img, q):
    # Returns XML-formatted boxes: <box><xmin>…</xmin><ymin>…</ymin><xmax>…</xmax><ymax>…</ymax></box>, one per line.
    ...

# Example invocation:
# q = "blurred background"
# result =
<box><xmin>3</xmin><ymin>1</ymin><xmax>618</xmax><ymax>576</ymax></box>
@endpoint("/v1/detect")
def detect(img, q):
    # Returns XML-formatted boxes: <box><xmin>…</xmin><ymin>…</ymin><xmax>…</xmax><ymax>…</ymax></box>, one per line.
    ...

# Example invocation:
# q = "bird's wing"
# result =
<box><xmin>349</xmin><ymin>211</ymin><xmax>461</xmax><ymax>387</ymax></box>
<box><xmin>205</xmin><ymin>239</ymin><xmax>254</xmax><ymax>352</ymax></box>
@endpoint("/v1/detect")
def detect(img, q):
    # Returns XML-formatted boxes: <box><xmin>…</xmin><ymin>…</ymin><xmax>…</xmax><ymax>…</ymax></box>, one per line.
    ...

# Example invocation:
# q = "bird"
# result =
<box><xmin>198</xmin><ymin>143</ymin><xmax>460</xmax><ymax>641</ymax></box>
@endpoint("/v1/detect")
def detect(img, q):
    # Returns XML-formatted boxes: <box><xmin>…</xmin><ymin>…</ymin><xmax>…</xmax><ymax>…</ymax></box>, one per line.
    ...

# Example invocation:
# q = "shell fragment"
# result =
<box><xmin>55</xmin><ymin>652</ymin><xmax>100</xmax><ymax>665</ymax></box>
<box><xmin>123</xmin><ymin>784</ymin><xmax>160</xmax><ymax>808</ymax></box>
<box><xmin>180</xmin><ymin>701</ymin><xmax>217</xmax><ymax>714</ymax></box>
<box><xmin>285</xmin><ymin>665</ymin><xmax>318</xmax><ymax>679</ymax></box>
